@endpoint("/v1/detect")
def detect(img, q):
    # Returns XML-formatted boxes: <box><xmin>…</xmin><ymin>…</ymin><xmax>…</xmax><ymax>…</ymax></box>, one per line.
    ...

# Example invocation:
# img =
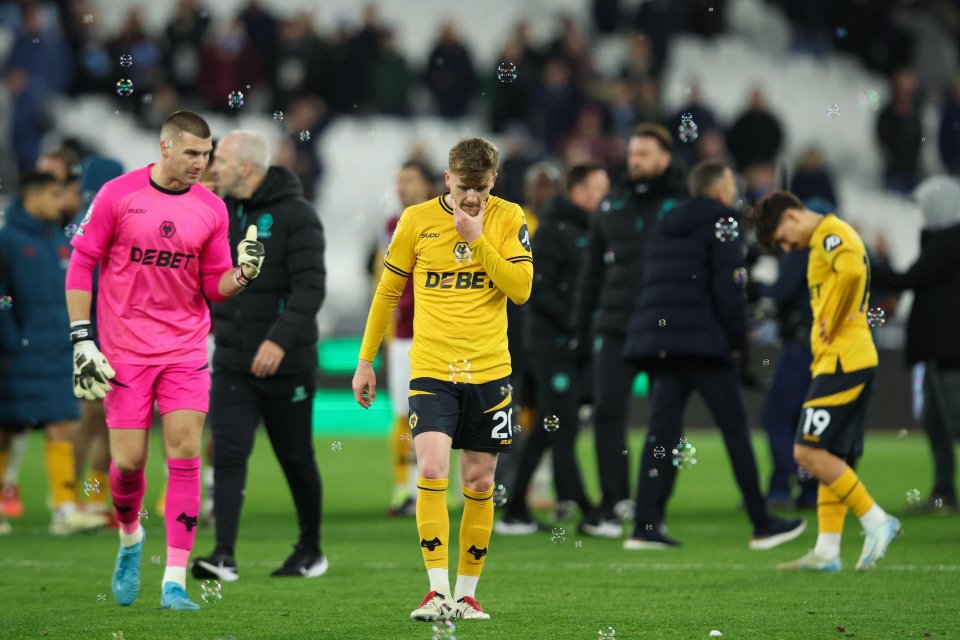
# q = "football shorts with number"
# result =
<box><xmin>407</xmin><ymin>377</ymin><xmax>514</xmax><ymax>453</ymax></box>
<box><xmin>795</xmin><ymin>365</ymin><xmax>875</xmax><ymax>460</ymax></box>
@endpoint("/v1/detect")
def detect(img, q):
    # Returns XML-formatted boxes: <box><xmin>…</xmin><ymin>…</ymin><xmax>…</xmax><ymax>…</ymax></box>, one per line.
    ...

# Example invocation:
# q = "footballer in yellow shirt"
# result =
<box><xmin>352</xmin><ymin>137</ymin><xmax>532</xmax><ymax>621</ymax></box>
<box><xmin>755</xmin><ymin>191</ymin><xmax>899</xmax><ymax>573</ymax></box>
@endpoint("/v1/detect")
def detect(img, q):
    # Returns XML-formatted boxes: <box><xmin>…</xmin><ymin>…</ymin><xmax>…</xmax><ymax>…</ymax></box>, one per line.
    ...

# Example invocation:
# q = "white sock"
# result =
<box><xmin>162</xmin><ymin>566</ymin><xmax>187</xmax><ymax>588</ymax></box>
<box><xmin>813</xmin><ymin>533</ymin><xmax>841</xmax><ymax>558</ymax></box>
<box><xmin>454</xmin><ymin>575</ymin><xmax>479</xmax><ymax>601</ymax></box>
<box><xmin>203</xmin><ymin>468</ymin><xmax>214</xmax><ymax>490</ymax></box>
<box><xmin>119</xmin><ymin>526</ymin><xmax>144</xmax><ymax>547</ymax></box>
<box><xmin>427</xmin><ymin>568</ymin><xmax>450</xmax><ymax>598</ymax></box>
<box><xmin>4</xmin><ymin>431</ymin><xmax>30</xmax><ymax>485</ymax></box>
<box><xmin>859</xmin><ymin>504</ymin><xmax>887</xmax><ymax>530</ymax></box>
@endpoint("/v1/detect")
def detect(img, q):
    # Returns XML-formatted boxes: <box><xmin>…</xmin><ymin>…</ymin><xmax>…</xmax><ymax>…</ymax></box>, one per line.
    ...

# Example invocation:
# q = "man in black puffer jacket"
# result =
<box><xmin>622</xmin><ymin>159</ymin><xmax>805</xmax><ymax>550</ymax></box>
<box><xmin>573</xmin><ymin>123</ymin><xmax>687</xmax><ymax>537</ymax></box>
<box><xmin>192</xmin><ymin>131</ymin><xmax>328</xmax><ymax>581</ymax></box>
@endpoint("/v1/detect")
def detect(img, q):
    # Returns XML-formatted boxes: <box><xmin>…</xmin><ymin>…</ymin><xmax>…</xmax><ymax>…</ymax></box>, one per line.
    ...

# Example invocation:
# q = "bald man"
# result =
<box><xmin>192</xmin><ymin>131</ymin><xmax>329</xmax><ymax>581</ymax></box>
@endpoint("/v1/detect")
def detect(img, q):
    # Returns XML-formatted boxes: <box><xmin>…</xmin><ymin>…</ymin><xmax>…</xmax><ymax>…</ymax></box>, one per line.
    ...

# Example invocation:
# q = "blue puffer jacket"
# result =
<box><xmin>0</xmin><ymin>199</ymin><xmax>78</xmax><ymax>424</ymax></box>
<box><xmin>623</xmin><ymin>197</ymin><xmax>748</xmax><ymax>365</ymax></box>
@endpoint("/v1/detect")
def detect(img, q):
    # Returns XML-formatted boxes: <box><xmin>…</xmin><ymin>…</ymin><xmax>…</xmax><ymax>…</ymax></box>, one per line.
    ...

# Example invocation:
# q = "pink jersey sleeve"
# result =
<box><xmin>67</xmin><ymin>182</ymin><xmax>120</xmax><ymax>290</ymax></box>
<box><xmin>198</xmin><ymin>196</ymin><xmax>234</xmax><ymax>303</ymax></box>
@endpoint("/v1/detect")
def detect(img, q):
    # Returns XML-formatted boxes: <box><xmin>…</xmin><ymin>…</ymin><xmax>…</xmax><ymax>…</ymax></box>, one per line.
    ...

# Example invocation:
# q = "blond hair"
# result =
<box><xmin>448</xmin><ymin>137</ymin><xmax>500</xmax><ymax>184</ymax></box>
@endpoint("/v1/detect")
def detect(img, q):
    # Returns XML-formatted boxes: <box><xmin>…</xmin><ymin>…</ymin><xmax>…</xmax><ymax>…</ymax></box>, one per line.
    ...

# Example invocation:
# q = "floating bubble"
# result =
<box><xmin>797</xmin><ymin>465</ymin><xmax>813</xmax><ymax>482</ymax></box>
<box><xmin>151</xmin><ymin>555</ymin><xmax>161</xmax><ymax>564</ymax></box>
<box><xmin>644</xmin><ymin>523</ymin><xmax>653</xmax><ymax>531</ymax></box>
<box><xmin>97</xmin><ymin>592</ymin><xmax>107</xmax><ymax>602</ymax></box>
<box><xmin>200</xmin><ymin>579</ymin><xmax>222</xmax><ymax>604</ymax></box>
<box><xmin>141</xmin><ymin>93</ymin><xmax>153</xmax><ymax>105</ymax></box>
<box><xmin>447</xmin><ymin>359</ymin><xmax>473</xmax><ymax>384</ymax></box>
<box><xmin>653</xmin><ymin>446</ymin><xmax>666</xmax><ymax>459</ymax></box>
<box><xmin>733</xmin><ymin>267</ymin><xmax>748</xmax><ymax>285</ymax></box>
<box><xmin>658</xmin><ymin>318</ymin><xmax>667</xmax><ymax>327</ymax></box>
<box><xmin>856</xmin><ymin>89</ymin><xmax>881</xmax><ymax>112</ymax></box>
<box><xmin>492</xmin><ymin>484</ymin><xmax>508</xmax><ymax>508</ymax></box>
<box><xmin>112</xmin><ymin>633</ymin><xmax>125</xmax><ymax>640</ymax></box>
<box><xmin>273</xmin><ymin>110</ymin><xmax>284</xmax><ymax>122</ymax></box>
<box><xmin>115</xmin><ymin>79</ymin><xmax>134</xmax><ymax>97</ymax></box>
<box><xmin>827</xmin><ymin>104</ymin><xmax>840</xmax><ymax>119</ymax></box>
<box><xmin>934</xmin><ymin>497</ymin><xmax>944</xmax><ymax>509</ymax></box>
<box><xmin>598</xmin><ymin>626</ymin><xmax>617</xmax><ymax>639</ymax></box>
<box><xmin>331</xmin><ymin>440</ymin><xmax>342</xmax><ymax>453</ymax></box>
<box><xmin>906</xmin><ymin>489</ymin><xmax>921</xmax><ymax>505</ymax></box>
<box><xmin>678</xmin><ymin>113</ymin><xmax>699</xmax><ymax>143</ymax></box>
<box><xmin>138</xmin><ymin>508</ymin><xmax>148</xmax><ymax>520</ymax></box>
<box><xmin>714</xmin><ymin>217</ymin><xmax>739</xmax><ymax>242</ymax></box>
<box><xmin>603</xmin><ymin>250</ymin><xmax>616</xmax><ymax>265</ymax></box>
<box><xmin>82</xmin><ymin>14</ymin><xmax>94</xmax><ymax>23</ymax></box>
<box><xmin>227</xmin><ymin>91</ymin><xmax>245</xmax><ymax>109</ymax></box>
<box><xmin>500</xmin><ymin>383</ymin><xmax>513</xmax><ymax>397</ymax></box>
<box><xmin>83</xmin><ymin>478</ymin><xmax>101</xmax><ymax>497</ymax></box>
<box><xmin>64</xmin><ymin>223</ymin><xmax>80</xmax><ymax>238</ymax></box>
<box><xmin>574</xmin><ymin>539</ymin><xmax>583</xmax><ymax>549</ymax></box>
<box><xmin>431</xmin><ymin>620</ymin><xmax>457</xmax><ymax>640</ymax></box>
<box><xmin>400</xmin><ymin>431</ymin><xmax>411</xmax><ymax>443</ymax></box>
<box><xmin>671</xmin><ymin>439</ymin><xmax>698</xmax><ymax>470</ymax></box>
<box><xmin>0</xmin><ymin>296</ymin><xmax>13</xmax><ymax>311</ymax></box>
<box><xmin>550</xmin><ymin>527</ymin><xmax>567</xmax><ymax>544</ymax></box>
<box><xmin>867</xmin><ymin>308</ymin><xmax>886</xmax><ymax>328</ymax></box>
<box><xmin>762</xmin><ymin>358</ymin><xmax>771</xmax><ymax>367</ymax></box>
<box><xmin>543</xmin><ymin>415</ymin><xmax>559</xmax><ymax>432</ymax></box>
<box><xmin>513</xmin><ymin>424</ymin><xmax>523</xmax><ymax>434</ymax></box>
<box><xmin>299</xmin><ymin>130</ymin><xmax>311</xmax><ymax>142</ymax></box>
<box><xmin>648</xmin><ymin>468</ymin><xmax>659</xmax><ymax>478</ymax></box>
<box><xmin>496</xmin><ymin>62</ymin><xmax>518</xmax><ymax>83</ymax></box>
<box><xmin>119</xmin><ymin>54</ymin><xmax>133</xmax><ymax>68</ymax></box>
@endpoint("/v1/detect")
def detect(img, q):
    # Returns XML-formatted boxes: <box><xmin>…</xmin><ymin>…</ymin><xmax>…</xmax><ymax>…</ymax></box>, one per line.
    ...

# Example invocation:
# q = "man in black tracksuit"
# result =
<box><xmin>192</xmin><ymin>131</ymin><xmax>327</xmax><ymax>580</ymax></box>
<box><xmin>573</xmin><ymin>123</ymin><xmax>687</xmax><ymax>537</ymax></box>
<box><xmin>621</xmin><ymin>159</ymin><xmax>804</xmax><ymax>550</ymax></box>
<box><xmin>495</xmin><ymin>163</ymin><xmax>609</xmax><ymax>534</ymax></box>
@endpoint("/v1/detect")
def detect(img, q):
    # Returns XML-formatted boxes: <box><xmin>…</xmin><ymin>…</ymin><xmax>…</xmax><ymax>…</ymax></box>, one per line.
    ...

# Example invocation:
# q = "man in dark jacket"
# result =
<box><xmin>573</xmin><ymin>123</ymin><xmax>686</xmax><ymax>537</ymax></box>
<box><xmin>192</xmin><ymin>131</ymin><xmax>327</xmax><ymax>580</ymax></box>
<box><xmin>0</xmin><ymin>172</ymin><xmax>106</xmax><ymax>534</ymax></box>
<box><xmin>622</xmin><ymin>159</ymin><xmax>805</xmax><ymax>549</ymax></box>
<box><xmin>872</xmin><ymin>176</ymin><xmax>960</xmax><ymax>513</ymax></box>
<box><xmin>495</xmin><ymin>162</ymin><xmax>609</xmax><ymax>534</ymax></box>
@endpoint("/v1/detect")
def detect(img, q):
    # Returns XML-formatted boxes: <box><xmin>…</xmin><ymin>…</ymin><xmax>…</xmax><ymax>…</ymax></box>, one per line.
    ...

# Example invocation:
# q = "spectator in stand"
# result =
<box><xmin>728</xmin><ymin>87</ymin><xmax>784</xmax><ymax>172</ymax></box>
<box><xmin>876</xmin><ymin>68</ymin><xmax>923</xmax><ymax>194</ymax></box>
<box><xmin>532</xmin><ymin>58</ymin><xmax>584</xmax><ymax>154</ymax></box>
<box><xmin>163</xmin><ymin>0</ymin><xmax>211</xmax><ymax>96</ymax></box>
<box><xmin>197</xmin><ymin>18</ymin><xmax>264</xmax><ymax>113</ymax></box>
<box><xmin>238</xmin><ymin>0</ymin><xmax>279</xmax><ymax>83</ymax></box>
<box><xmin>371</xmin><ymin>29</ymin><xmax>411</xmax><ymax>116</ymax></box>
<box><xmin>547</xmin><ymin>15</ymin><xmax>593</xmax><ymax>86</ymax></box>
<box><xmin>593</xmin><ymin>0</ymin><xmax>621</xmax><ymax>34</ymax></box>
<box><xmin>561</xmin><ymin>104</ymin><xmax>622</xmax><ymax>176</ymax></box>
<box><xmin>424</xmin><ymin>22</ymin><xmax>475</xmax><ymax>119</ymax></box>
<box><xmin>64</xmin><ymin>0</ymin><xmax>113</xmax><ymax>95</ymax></box>
<box><xmin>620</xmin><ymin>32</ymin><xmax>659</xmax><ymax>83</ymax></box>
<box><xmin>273</xmin><ymin>11</ymin><xmax>328</xmax><ymax>111</ymax></box>
<box><xmin>488</xmin><ymin>39</ymin><xmax>535</xmax><ymax>133</ymax></box>
<box><xmin>347</xmin><ymin>4</ymin><xmax>385</xmax><ymax>112</ymax></box>
<box><xmin>790</xmin><ymin>147</ymin><xmax>838</xmax><ymax>210</ymax></box>
<box><xmin>669</xmin><ymin>81</ymin><xmax>720</xmax><ymax>169</ymax></box>
<box><xmin>938</xmin><ymin>75</ymin><xmax>960</xmax><ymax>176</ymax></box>
<box><xmin>109</xmin><ymin>8</ymin><xmax>162</xmax><ymax>102</ymax></box>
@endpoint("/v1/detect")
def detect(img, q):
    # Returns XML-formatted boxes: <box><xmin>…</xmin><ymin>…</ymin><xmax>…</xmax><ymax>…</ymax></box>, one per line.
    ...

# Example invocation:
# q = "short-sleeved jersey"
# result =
<box><xmin>807</xmin><ymin>214</ymin><xmax>878</xmax><ymax>375</ymax></box>
<box><xmin>382</xmin><ymin>195</ymin><xmax>532</xmax><ymax>383</ymax></box>
<box><xmin>69</xmin><ymin>165</ymin><xmax>233</xmax><ymax>364</ymax></box>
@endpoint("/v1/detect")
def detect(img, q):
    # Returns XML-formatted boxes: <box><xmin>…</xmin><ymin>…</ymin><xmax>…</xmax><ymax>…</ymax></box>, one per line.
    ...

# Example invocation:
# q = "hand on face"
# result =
<box><xmin>453</xmin><ymin>195</ymin><xmax>485</xmax><ymax>244</ymax></box>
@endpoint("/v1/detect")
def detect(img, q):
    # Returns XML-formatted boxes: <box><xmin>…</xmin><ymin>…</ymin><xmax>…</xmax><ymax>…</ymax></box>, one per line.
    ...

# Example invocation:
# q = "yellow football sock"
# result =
<box><xmin>817</xmin><ymin>483</ymin><xmax>847</xmax><ymax>534</ymax></box>
<box><xmin>88</xmin><ymin>469</ymin><xmax>109</xmax><ymax>505</ymax></box>
<box><xmin>457</xmin><ymin>485</ymin><xmax>494</xmax><ymax>578</ymax></box>
<box><xmin>45</xmin><ymin>440</ymin><xmax>77</xmax><ymax>508</ymax></box>
<box><xmin>391</xmin><ymin>416</ymin><xmax>412</xmax><ymax>487</ymax></box>
<box><xmin>416</xmin><ymin>477</ymin><xmax>449</xmax><ymax>570</ymax></box>
<box><xmin>827</xmin><ymin>467</ymin><xmax>876</xmax><ymax>518</ymax></box>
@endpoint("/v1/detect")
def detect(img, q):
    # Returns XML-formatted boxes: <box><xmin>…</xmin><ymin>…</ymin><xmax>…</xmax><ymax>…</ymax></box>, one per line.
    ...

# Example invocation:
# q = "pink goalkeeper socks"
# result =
<box><xmin>109</xmin><ymin>461</ymin><xmax>145</xmax><ymax>535</ymax></box>
<box><xmin>165</xmin><ymin>457</ymin><xmax>201</xmax><ymax>552</ymax></box>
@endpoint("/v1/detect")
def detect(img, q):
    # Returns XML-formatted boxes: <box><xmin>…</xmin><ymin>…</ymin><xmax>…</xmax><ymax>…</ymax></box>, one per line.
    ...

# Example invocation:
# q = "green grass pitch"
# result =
<box><xmin>1</xmin><ymin>429</ymin><xmax>956</xmax><ymax>639</ymax></box>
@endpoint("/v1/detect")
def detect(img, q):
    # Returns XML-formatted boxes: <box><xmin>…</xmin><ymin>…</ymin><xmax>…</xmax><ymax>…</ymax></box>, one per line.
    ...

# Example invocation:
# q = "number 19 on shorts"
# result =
<box><xmin>801</xmin><ymin>407</ymin><xmax>831</xmax><ymax>442</ymax></box>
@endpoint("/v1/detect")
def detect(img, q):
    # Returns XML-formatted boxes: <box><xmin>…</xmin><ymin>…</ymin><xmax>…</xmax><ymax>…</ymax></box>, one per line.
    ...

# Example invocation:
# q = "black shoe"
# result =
<box><xmin>192</xmin><ymin>549</ymin><xmax>239</xmax><ymax>582</ymax></box>
<box><xmin>577</xmin><ymin>509</ymin><xmax>622</xmax><ymax>539</ymax></box>
<box><xmin>271</xmin><ymin>544</ymin><xmax>329</xmax><ymax>578</ymax></box>
<box><xmin>623</xmin><ymin>528</ymin><xmax>682</xmax><ymax>549</ymax></box>
<box><xmin>750</xmin><ymin>517</ymin><xmax>806</xmax><ymax>550</ymax></box>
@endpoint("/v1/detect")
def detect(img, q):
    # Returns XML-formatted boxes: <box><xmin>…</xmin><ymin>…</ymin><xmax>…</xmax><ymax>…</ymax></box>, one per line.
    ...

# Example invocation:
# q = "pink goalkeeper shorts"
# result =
<box><xmin>104</xmin><ymin>360</ymin><xmax>211</xmax><ymax>429</ymax></box>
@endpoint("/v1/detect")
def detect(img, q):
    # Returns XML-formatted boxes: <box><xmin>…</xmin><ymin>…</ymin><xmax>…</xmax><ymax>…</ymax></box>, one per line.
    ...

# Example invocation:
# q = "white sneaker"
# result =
<box><xmin>410</xmin><ymin>591</ymin><xmax>453</xmax><ymax>621</ymax></box>
<box><xmin>856</xmin><ymin>515</ymin><xmax>901</xmax><ymax>572</ymax></box>
<box><xmin>452</xmin><ymin>596</ymin><xmax>491</xmax><ymax>620</ymax></box>
<box><xmin>50</xmin><ymin>506</ymin><xmax>107</xmax><ymax>535</ymax></box>
<box><xmin>777</xmin><ymin>549</ymin><xmax>842</xmax><ymax>572</ymax></box>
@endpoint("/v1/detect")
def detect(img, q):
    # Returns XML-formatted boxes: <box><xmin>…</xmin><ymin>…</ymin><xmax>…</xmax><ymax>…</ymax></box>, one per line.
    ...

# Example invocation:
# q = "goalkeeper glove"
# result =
<box><xmin>71</xmin><ymin>321</ymin><xmax>116</xmax><ymax>400</ymax></box>
<box><xmin>236</xmin><ymin>224</ymin><xmax>265</xmax><ymax>285</ymax></box>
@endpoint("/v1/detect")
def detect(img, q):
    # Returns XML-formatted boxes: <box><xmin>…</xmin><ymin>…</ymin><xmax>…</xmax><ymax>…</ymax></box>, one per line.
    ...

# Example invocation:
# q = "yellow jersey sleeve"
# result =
<box><xmin>469</xmin><ymin>202</ymin><xmax>533</xmax><ymax>304</ymax></box>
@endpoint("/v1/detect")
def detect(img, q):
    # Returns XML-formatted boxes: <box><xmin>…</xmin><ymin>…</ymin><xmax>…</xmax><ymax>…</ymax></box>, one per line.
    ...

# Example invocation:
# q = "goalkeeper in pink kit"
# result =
<box><xmin>65</xmin><ymin>111</ymin><xmax>265</xmax><ymax>610</ymax></box>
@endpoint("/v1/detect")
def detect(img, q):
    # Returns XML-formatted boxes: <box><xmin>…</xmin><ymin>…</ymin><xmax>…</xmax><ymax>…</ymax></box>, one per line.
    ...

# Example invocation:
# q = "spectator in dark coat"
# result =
<box><xmin>424</xmin><ymin>22</ymin><xmax>475</xmax><ymax>119</ymax></box>
<box><xmin>622</xmin><ymin>159</ymin><xmax>805</xmax><ymax>549</ymax></box>
<box><xmin>790</xmin><ymin>147</ymin><xmax>838</xmax><ymax>210</ymax></box>
<box><xmin>938</xmin><ymin>76</ymin><xmax>960</xmax><ymax>177</ymax></box>
<box><xmin>876</xmin><ymin>68</ymin><xmax>923</xmax><ymax>194</ymax></box>
<box><xmin>871</xmin><ymin>176</ymin><xmax>960</xmax><ymax>513</ymax></box>
<box><xmin>728</xmin><ymin>87</ymin><xmax>784</xmax><ymax>172</ymax></box>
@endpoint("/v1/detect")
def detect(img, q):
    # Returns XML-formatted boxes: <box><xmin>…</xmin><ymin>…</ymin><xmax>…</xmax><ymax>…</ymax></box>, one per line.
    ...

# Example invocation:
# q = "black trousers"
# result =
<box><xmin>632</xmin><ymin>359</ymin><xmax>770</xmax><ymax>535</ymax></box>
<box><xmin>210</xmin><ymin>370</ymin><xmax>322</xmax><ymax>555</ymax></box>
<box><xmin>592</xmin><ymin>332</ymin><xmax>635</xmax><ymax>509</ymax></box>
<box><xmin>504</xmin><ymin>355</ymin><xmax>590</xmax><ymax>517</ymax></box>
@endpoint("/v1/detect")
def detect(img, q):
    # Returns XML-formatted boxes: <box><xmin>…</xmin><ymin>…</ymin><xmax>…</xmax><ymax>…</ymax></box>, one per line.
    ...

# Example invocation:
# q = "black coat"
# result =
<box><xmin>526</xmin><ymin>196</ymin><xmax>592</xmax><ymax>357</ymax></box>
<box><xmin>573</xmin><ymin>164</ymin><xmax>687</xmax><ymax>339</ymax></box>
<box><xmin>871</xmin><ymin>224</ymin><xmax>960</xmax><ymax>367</ymax></box>
<box><xmin>623</xmin><ymin>197</ymin><xmax>747</xmax><ymax>365</ymax></box>
<box><xmin>212</xmin><ymin>166</ymin><xmax>325</xmax><ymax>375</ymax></box>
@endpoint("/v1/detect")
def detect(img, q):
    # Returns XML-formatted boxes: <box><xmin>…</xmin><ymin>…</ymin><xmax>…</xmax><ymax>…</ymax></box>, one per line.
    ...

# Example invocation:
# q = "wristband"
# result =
<box><xmin>70</xmin><ymin>320</ymin><xmax>95</xmax><ymax>344</ymax></box>
<box><xmin>234</xmin><ymin>266</ymin><xmax>251</xmax><ymax>287</ymax></box>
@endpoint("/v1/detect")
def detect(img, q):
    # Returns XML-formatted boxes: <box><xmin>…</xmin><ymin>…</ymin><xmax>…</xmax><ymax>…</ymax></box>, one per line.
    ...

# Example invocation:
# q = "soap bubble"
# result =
<box><xmin>496</xmin><ymin>62</ymin><xmax>518</xmax><ymax>83</ymax></box>
<box><xmin>598</xmin><ymin>626</ymin><xmax>617</xmax><ymax>638</ymax></box>
<box><xmin>273</xmin><ymin>110</ymin><xmax>284</xmax><ymax>122</ymax></box>
<box><xmin>575</xmin><ymin>539</ymin><xmax>583</xmax><ymax>549</ymax></box>
<box><xmin>119</xmin><ymin>54</ymin><xmax>133</xmax><ymax>68</ymax></box>
<box><xmin>551</xmin><ymin>527</ymin><xmax>567</xmax><ymax>544</ymax></box>
<box><xmin>227</xmin><ymin>91</ymin><xmax>245</xmax><ymax>109</ymax></box>
<box><xmin>97</xmin><ymin>592</ymin><xmax>107</xmax><ymax>602</ymax></box>
<box><xmin>83</xmin><ymin>478</ymin><xmax>101</xmax><ymax>497</ymax></box>
<box><xmin>138</xmin><ymin>508</ymin><xmax>148</xmax><ymax>520</ymax></box>
<box><xmin>115</xmin><ymin>79</ymin><xmax>134</xmax><ymax>96</ymax></box>
<box><xmin>733</xmin><ymin>267</ymin><xmax>748</xmax><ymax>285</ymax></box>
<box><xmin>431</xmin><ymin>620</ymin><xmax>457</xmax><ymax>640</ymax></box>
<box><xmin>447</xmin><ymin>359</ymin><xmax>473</xmax><ymax>384</ymax></box>
<box><xmin>1</xmin><ymin>296</ymin><xmax>15</xmax><ymax>311</ymax></box>
<box><xmin>543</xmin><ymin>415</ymin><xmax>559</xmax><ymax>432</ymax></box>
<box><xmin>658</xmin><ymin>318</ymin><xmax>667</xmax><ymax>327</ymax></box>
<box><xmin>653</xmin><ymin>446</ymin><xmax>666</xmax><ymax>459</ymax></box>
<box><xmin>715</xmin><ymin>217</ymin><xmax>739</xmax><ymax>242</ymax></box>
<box><xmin>906</xmin><ymin>489</ymin><xmax>921</xmax><ymax>505</ymax></box>
<box><xmin>331</xmin><ymin>440</ymin><xmax>342</xmax><ymax>453</ymax></box>
<box><xmin>678</xmin><ymin>113</ymin><xmax>699</xmax><ymax>143</ymax></box>
<box><xmin>500</xmin><ymin>383</ymin><xmax>513</xmax><ymax>397</ymax></box>
<box><xmin>827</xmin><ymin>104</ymin><xmax>840</xmax><ymax>119</ymax></box>
<box><xmin>603</xmin><ymin>250</ymin><xmax>616</xmax><ymax>265</ymax></box>
<box><xmin>762</xmin><ymin>358</ymin><xmax>771</xmax><ymax>367</ymax></box>
<box><xmin>671</xmin><ymin>439</ymin><xmax>698</xmax><ymax>470</ymax></box>
<box><xmin>867</xmin><ymin>308</ymin><xmax>886</xmax><ymax>328</ymax></box>
<box><xmin>492</xmin><ymin>484</ymin><xmax>508</xmax><ymax>507</ymax></box>
<box><xmin>299</xmin><ymin>130</ymin><xmax>311</xmax><ymax>142</ymax></box>
<box><xmin>200</xmin><ymin>579</ymin><xmax>222</xmax><ymax>604</ymax></box>
<box><xmin>64</xmin><ymin>223</ymin><xmax>80</xmax><ymax>238</ymax></box>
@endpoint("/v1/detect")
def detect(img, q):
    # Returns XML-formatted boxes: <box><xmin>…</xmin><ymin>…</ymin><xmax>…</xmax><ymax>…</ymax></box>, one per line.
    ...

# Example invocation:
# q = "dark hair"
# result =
<box><xmin>19</xmin><ymin>172</ymin><xmax>61</xmax><ymax>197</ymax></box>
<box><xmin>401</xmin><ymin>160</ymin><xmax>434</xmax><ymax>185</ymax></box>
<box><xmin>630</xmin><ymin>122</ymin><xmax>674</xmax><ymax>153</ymax></box>
<box><xmin>39</xmin><ymin>148</ymin><xmax>82</xmax><ymax>183</ymax></box>
<box><xmin>753</xmin><ymin>190</ymin><xmax>805</xmax><ymax>249</ymax></box>
<box><xmin>564</xmin><ymin>162</ymin><xmax>606</xmax><ymax>193</ymax></box>
<box><xmin>688</xmin><ymin>158</ymin><xmax>730</xmax><ymax>197</ymax></box>
<box><xmin>160</xmin><ymin>110</ymin><xmax>212</xmax><ymax>141</ymax></box>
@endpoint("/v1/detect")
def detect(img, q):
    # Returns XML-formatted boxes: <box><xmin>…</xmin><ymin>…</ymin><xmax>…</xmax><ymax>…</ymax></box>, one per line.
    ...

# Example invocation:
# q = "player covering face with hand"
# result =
<box><xmin>65</xmin><ymin>111</ymin><xmax>264</xmax><ymax>610</ymax></box>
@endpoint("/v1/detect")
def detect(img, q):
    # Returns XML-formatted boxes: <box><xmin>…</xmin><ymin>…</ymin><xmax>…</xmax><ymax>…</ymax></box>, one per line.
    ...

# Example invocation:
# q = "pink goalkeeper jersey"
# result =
<box><xmin>68</xmin><ymin>165</ymin><xmax>233</xmax><ymax>364</ymax></box>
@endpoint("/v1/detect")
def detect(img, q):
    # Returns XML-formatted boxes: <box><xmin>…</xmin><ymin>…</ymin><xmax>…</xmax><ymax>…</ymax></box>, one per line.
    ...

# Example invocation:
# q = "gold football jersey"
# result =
<box><xmin>360</xmin><ymin>194</ymin><xmax>533</xmax><ymax>383</ymax></box>
<box><xmin>806</xmin><ymin>214</ymin><xmax>878</xmax><ymax>375</ymax></box>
